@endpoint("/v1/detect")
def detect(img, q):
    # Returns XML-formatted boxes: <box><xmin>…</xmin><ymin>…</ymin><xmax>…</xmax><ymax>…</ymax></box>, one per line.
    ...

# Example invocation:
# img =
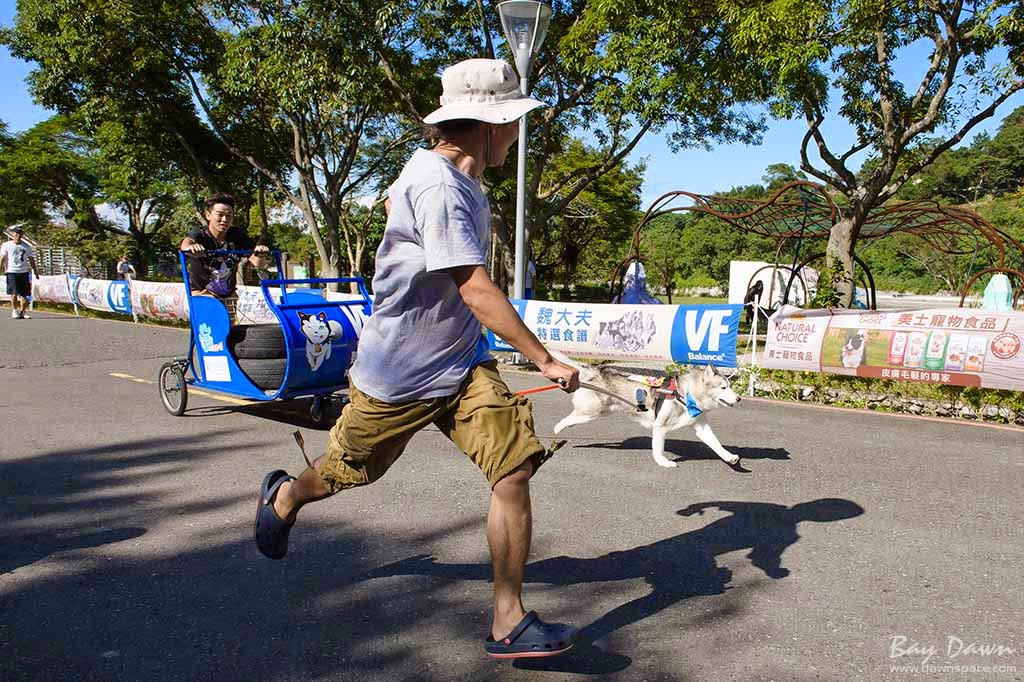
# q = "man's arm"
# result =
<box><xmin>28</xmin><ymin>255</ymin><xmax>38</xmax><ymax>276</ymax></box>
<box><xmin>449</xmin><ymin>264</ymin><xmax>579</xmax><ymax>391</ymax></box>
<box><xmin>180</xmin><ymin>236</ymin><xmax>202</xmax><ymax>252</ymax></box>
<box><xmin>247</xmin><ymin>244</ymin><xmax>270</xmax><ymax>268</ymax></box>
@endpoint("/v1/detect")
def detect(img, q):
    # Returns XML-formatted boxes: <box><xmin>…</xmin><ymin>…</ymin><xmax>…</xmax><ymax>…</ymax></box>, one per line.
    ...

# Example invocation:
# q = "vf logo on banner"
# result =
<box><xmin>671</xmin><ymin>307</ymin><xmax>741</xmax><ymax>365</ymax></box>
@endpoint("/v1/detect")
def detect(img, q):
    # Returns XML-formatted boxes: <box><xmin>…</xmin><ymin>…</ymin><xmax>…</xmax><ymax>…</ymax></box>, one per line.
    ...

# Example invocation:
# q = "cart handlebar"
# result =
<box><xmin>181</xmin><ymin>248</ymin><xmax>276</xmax><ymax>257</ymax></box>
<box><xmin>263</xmin><ymin>277</ymin><xmax>364</xmax><ymax>287</ymax></box>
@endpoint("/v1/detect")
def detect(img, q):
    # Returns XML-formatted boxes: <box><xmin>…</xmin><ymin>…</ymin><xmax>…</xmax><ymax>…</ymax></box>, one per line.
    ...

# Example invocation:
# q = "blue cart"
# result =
<box><xmin>158</xmin><ymin>249</ymin><xmax>371</xmax><ymax>424</ymax></box>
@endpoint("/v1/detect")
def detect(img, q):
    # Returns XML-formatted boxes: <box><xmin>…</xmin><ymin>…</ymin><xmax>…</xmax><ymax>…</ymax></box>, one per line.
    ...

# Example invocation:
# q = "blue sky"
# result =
<box><xmin>2</xmin><ymin>0</ymin><xmax>1021</xmax><ymax>209</ymax></box>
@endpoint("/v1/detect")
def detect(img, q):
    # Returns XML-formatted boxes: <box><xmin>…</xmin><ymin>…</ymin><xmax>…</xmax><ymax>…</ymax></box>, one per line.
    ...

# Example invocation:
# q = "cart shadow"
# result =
<box><xmin>184</xmin><ymin>397</ymin><xmax>346</xmax><ymax>430</ymax></box>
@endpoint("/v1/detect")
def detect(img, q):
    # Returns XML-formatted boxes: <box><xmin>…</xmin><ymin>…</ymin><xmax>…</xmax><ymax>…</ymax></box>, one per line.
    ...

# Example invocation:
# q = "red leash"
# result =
<box><xmin>515</xmin><ymin>379</ymin><xmax>642</xmax><ymax>411</ymax></box>
<box><xmin>514</xmin><ymin>383</ymin><xmax>563</xmax><ymax>396</ymax></box>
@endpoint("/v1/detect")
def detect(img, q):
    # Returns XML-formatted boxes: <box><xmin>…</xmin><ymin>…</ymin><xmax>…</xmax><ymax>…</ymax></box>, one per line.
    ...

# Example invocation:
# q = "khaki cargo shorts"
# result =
<box><xmin>319</xmin><ymin>361</ymin><xmax>554</xmax><ymax>492</ymax></box>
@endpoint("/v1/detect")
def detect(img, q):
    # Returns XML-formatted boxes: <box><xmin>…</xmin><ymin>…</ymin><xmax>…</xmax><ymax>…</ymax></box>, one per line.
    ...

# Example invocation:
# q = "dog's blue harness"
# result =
<box><xmin>684</xmin><ymin>392</ymin><xmax>703</xmax><ymax>418</ymax></box>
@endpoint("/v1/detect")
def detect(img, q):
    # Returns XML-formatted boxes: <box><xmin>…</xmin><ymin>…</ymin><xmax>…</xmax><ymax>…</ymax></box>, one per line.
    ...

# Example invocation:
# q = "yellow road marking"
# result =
<box><xmin>110</xmin><ymin>372</ymin><xmax>256</xmax><ymax>406</ymax></box>
<box><xmin>110</xmin><ymin>372</ymin><xmax>152</xmax><ymax>384</ymax></box>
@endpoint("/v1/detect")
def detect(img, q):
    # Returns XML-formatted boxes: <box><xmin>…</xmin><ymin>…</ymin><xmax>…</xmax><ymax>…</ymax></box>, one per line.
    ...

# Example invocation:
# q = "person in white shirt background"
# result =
<box><xmin>1</xmin><ymin>227</ymin><xmax>39</xmax><ymax>319</ymax></box>
<box><xmin>117</xmin><ymin>255</ymin><xmax>137</xmax><ymax>281</ymax></box>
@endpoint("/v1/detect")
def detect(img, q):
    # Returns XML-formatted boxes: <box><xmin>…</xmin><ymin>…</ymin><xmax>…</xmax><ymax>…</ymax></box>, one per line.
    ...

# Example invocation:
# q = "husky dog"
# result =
<box><xmin>298</xmin><ymin>311</ymin><xmax>344</xmax><ymax>371</ymax></box>
<box><xmin>551</xmin><ymin>352</ymin><xmax>742</xmax><ymax>469</ymax></box>
<box><xmin>840</xmin><ymin>329</ymin><xmax>868</xmax><ymax>368</ymax></box>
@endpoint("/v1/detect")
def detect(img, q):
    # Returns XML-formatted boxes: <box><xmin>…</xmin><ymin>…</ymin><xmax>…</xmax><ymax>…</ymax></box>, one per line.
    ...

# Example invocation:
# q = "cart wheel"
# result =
<box><xmin>159</xmin><ymin>362</ymin><xmax>188</xmax><ymax>416</ymax></box>
<box><xmin>309</xmin><ymin>397</ymin><xmax>324</xmax><ymax>425</ymax></box>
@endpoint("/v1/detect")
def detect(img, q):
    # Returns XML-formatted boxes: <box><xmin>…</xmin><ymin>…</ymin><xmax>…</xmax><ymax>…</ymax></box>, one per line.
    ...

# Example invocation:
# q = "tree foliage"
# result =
<box><xmin>722</xmin><ymin>0</ymin><xmax>1024</xmax><ymax>304</ymax></box>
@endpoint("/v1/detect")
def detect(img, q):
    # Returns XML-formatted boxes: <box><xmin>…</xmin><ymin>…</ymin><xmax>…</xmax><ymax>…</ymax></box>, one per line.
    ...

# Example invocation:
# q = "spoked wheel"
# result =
<box><xmin>309</xmin><ymin>396</ymin><xmax>324</xmax><ymax>425</ymax></box>
<box><xmin>159</xmin><ymin>362</ymin><xmax>188</xmax><ymax>416</ymax></box>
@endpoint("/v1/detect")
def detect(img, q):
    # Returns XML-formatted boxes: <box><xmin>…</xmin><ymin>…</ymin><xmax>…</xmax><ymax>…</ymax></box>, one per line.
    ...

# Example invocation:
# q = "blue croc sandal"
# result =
<box><xmin>254</xmin><ymin>470</ymin><xmax>296</xmax><ymax>560</ymax></box>
<box><xmin>485</xmin><ymin>611</ymin><xmax>576</xmax><ymax>659</ymax></box>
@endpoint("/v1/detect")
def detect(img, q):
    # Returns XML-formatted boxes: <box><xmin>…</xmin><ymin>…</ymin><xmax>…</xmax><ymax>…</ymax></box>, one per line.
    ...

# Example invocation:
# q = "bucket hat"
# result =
<box><xmin>423</xmin><ymin>59</ymin><xmax>545</xmax><ymax>125</ymax></box>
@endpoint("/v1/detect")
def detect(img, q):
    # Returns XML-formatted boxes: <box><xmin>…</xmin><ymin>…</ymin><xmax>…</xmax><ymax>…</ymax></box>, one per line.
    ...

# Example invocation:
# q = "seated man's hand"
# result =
<box><xmin>184</xmin><ymin>243</ymin><xmax>206</xmax><ymax>254</ymax></box>
<box><xmin>253</xmin><ymin>244</ymin><xmax>270</xmax><ymax>254</ymax></box>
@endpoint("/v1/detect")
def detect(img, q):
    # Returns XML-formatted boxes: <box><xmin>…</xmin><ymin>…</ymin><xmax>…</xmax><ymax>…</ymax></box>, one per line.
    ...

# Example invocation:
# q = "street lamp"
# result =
<box><xmin>497</xmin><ymin>0</ymin><xmax>552</xmax><ymax>301</ymax></box>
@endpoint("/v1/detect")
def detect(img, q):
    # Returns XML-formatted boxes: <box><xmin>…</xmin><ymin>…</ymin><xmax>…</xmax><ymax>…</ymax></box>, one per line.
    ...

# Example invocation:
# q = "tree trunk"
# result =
<box><xmin>825</xmin><ymin>218</ymin><xmax>857</xmax><ymax>307</ymax></box>
<box><xmin>490</xmin><ymin>213</ymin><xmax>515</xmax><ymax>294</ymax></box>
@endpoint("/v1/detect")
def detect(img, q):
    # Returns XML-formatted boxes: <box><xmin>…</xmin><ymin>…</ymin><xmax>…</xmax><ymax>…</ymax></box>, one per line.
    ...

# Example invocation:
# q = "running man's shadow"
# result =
<box><xmin>362</xmin><ymin>498</ymin><xmax>863</xmax><ymax>671</ymax></box>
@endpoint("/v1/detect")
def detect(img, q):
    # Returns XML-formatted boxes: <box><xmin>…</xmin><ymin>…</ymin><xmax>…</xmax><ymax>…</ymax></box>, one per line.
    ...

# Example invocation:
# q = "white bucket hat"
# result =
<box><xmin>422</xmin><ymin>58</ymin><xmax>545</xmax><ymax>125</ymax></box>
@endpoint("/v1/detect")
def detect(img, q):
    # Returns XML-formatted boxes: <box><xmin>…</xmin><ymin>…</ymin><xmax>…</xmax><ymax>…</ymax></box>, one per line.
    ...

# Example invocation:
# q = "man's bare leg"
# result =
<box><xmin>272</xmin><ymin>455</ymin><xmax>334</xmax><ymax>523</ymax></box>
<box><xmin>488</xmin><ymin>460</ymin><xmax>533</xmax><ymax>640</ymax></box>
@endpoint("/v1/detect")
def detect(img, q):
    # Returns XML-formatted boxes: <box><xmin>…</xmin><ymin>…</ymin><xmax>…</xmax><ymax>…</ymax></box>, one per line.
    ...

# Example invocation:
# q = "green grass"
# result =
<box><xmin>654</xmin><ymin>295</ymin><xmax>729</xmax><ymax>305</ymax></box>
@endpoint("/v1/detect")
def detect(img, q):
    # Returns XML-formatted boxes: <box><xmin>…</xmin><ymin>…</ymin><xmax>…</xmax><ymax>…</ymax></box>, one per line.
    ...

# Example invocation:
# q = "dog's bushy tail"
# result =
<box><xmin>547</xmin><ymin>348</ymin><xmax>600</xmax><ymax>381</ymax></box>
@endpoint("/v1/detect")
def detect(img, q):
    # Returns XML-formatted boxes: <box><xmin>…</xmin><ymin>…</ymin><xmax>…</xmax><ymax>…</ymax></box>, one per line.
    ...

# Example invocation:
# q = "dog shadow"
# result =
<box><xmin>361</xmin><ymin>498</ymin><xmax>863</xmax><ymax>673</ymax></box>
<box><xmin>586</xmin><ymin>437</ymin><xmax>790</xmax><ymax>465</ymax></box>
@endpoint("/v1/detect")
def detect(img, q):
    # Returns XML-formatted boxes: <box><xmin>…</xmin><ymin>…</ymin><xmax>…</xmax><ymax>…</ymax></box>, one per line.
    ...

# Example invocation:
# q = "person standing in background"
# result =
<box><xmin>525</xmin><ymin>259</ymin><xmax>536</xmax><ymax>300</ymax></box>
<box><xmin>117</xmin><ymin>255</ymin><xmax>137</xmax><ymax>281</ymax></box>
<box><xmin>1</xmin><ymin>227</ymin><xmax>38</xmax><ymax>319</ymax></box>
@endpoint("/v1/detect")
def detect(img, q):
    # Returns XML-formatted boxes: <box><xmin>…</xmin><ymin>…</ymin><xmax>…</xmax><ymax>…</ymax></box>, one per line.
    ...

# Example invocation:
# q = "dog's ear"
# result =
<box><xmin>297</xmin><ymin>311</ymin><xmax>309</xmax><ymax>322</ymax></box>
<box><xmin>318</xmin><ymin>311</ymin><xmax>327</xmax><ymax>322</ymax></box>
<box><xmin>703</xmin><ymin>364</ymin><xmax>716</xmax><ymax>379</ymax></box>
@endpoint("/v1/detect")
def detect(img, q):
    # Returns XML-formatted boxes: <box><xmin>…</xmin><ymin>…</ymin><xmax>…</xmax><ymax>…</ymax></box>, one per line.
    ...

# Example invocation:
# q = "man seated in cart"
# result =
<box><xmin>179</xmin><ymin>193</ymin><xmax>270</xmax><ymax>311</ymax></box>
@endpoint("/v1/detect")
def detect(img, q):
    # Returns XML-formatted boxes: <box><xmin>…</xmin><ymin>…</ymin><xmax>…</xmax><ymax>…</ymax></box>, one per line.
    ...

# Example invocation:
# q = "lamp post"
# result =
<box><xmin>497</xmin><ymin>0</ymin><xmax>551</xmax><ymax>301</ymax></box>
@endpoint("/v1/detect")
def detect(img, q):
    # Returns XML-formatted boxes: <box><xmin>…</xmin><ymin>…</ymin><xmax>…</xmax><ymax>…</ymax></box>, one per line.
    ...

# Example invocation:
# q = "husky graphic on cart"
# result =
<box><xmin>298</xmin><ymin>311</ymin><xmax>344</xmax><ymax>371</ymax></box>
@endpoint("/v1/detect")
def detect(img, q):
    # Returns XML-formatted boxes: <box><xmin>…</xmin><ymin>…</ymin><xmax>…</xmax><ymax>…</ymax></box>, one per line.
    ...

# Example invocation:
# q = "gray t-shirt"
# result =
<box><xmin>1</xmin><ymin>240</ymin><xmax>34</xmax><ymax>274</ymax></box>
<box><xmin>348</xmin><ymin>149</ymin><xmax>493</xmax><ymax>402</ymax></box>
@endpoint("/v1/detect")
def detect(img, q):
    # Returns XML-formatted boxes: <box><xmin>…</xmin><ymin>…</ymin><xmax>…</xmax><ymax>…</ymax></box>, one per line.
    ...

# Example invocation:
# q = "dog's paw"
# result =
<box><xmin>654</xmin><ymin>457</ymin><xmax>678</xmax><ymax>468</ymax></box>
<box><xmin>722</xmin><ymin>453</ymin><xmax>740</xmax><ymax>466</ymax></box>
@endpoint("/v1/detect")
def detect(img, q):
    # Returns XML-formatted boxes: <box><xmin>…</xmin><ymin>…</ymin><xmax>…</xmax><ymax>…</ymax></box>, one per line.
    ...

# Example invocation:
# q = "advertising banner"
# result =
<box><xmin>235</xmin><ymin>285</ymin><xmax>278</xmax><ymax>324</ymax></box>
<box><xmin>487</xmin><ymin>300</ymin><xmax>743</xmax><ymax>366</ymax></box>
<box><xmin>235</xmin><ymin>285</ymin><xmax>369</xmax><ymax>335</ymax></box>
<box><xmin>131</xmin><ymin>281</ymin><xmax>189</xmax><ymax>321</ymax></box>
<box><xmin>75</xmin><ymin>278</ymin><xmax>133</xmax><ymax>315</ymax></box>
<box><xmin>764</xmin><ymin>306</ymin><xmax>1024</xmax><ymax>391</ymax></box>
<box><xmin>32</xmin><ymin>274</ymin><xmax>74</xmax><ymax>304</ymax></box>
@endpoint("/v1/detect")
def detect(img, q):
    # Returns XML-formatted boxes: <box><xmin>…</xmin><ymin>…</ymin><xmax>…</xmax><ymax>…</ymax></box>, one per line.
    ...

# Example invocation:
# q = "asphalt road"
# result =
<box><xmin>1</xmin><ymin>310</ymin><xmax>1022</xmax><ymax>682</ymax></box>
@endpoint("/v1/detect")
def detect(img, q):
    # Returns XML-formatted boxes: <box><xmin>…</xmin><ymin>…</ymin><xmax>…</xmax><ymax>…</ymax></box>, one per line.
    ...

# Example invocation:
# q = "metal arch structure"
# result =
<box><xmin>613</xmin><ymin>181</ymin><xmax>1024</xmax><ymax>309</ymax></box>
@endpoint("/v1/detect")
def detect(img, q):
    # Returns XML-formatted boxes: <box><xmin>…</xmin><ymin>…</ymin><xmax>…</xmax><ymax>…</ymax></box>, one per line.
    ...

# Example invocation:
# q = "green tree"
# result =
<box><xmin>528</xmin><ymin>138</ymin><xmax>644</xmax><ymax>290</ymax></box>
<box><xmin>639</xmin><ymin>214</ymin><xmax>686</xmax><ymax>302</ymax></box>
<box><xmin>5</xmin><ymin>0</ymin><xmax>429</xmax><ymax>282</ymax></box>
<box><xmin>724</xmin><ymin>0</ymin><xmax>1024</xmax><ymax>305</ymax></box>
<box><xmin>0</xmin><ymin>115</ymin><xmax>106</xmax><ymax>233</ymax></box>
<box><xmin>389</xmin><ymin>0</ymin><xmax>771</xmax><ymax>289</ymax></box>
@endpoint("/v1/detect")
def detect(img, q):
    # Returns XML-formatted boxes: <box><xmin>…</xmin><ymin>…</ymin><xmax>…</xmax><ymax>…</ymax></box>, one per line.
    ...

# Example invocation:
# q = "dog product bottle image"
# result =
<box><xmin>923</xmin><ymin>330</ymin><xmax>950</xmax><ymax>371</ymax></box>
<box><xmin>944</xmin><ymin>333</ymin><xmax>969</xmax><ymax>372</ymax></box>
<box><xmin>964</xmin><ymin>336</ymin><xmax>988</xmax><ymax>372</ymax></box>
<box><xmin>903</xmin><ymin>331</ymin><xmax>928</xmax><ymax>368</ymax></box>
<box><xmin>887</xmin><ymin>332</ymin><xmax>908</xmax><ymax>365</ymax></box>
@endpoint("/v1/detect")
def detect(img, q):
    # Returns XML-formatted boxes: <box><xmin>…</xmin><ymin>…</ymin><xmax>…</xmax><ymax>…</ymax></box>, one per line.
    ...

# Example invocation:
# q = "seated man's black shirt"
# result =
<box><xmin>184</xmin><ymin>226</ymin><xmax>256</xmax><ymax>297</ymax></box>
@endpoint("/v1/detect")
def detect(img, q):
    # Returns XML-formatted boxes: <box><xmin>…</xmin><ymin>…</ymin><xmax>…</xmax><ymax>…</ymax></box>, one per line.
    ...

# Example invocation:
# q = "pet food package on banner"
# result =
<box><xmin>887</xmin><ymin>332</ymin><xmax>908</xmax><ymax>365</ymax></box>
<box><xmin>943</xmin><ymin>334</ymin><xmax>969</xmax><ymax>372</ymax></box>
<box><xmin>965</xmin><ymin>336</ymin><xmax>988</xmax><ymax>372</ymax></box>
<box><xmin>903</xmin><ymin>331</ymin><xmax>928</xmax><ymax>368</ymax></box>
<box><xmin>923</xmin><ymin>330</ymin><xmax>949</xmax><ymax>371</ymax></box>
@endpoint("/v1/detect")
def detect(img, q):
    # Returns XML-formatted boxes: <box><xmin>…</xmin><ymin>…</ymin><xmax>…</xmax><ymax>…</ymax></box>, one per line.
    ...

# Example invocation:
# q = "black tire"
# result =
<box><xmin>228</xmin><ymin>324</ymin><xmax>286</xmax><ymax>359</ymax></box>
<box><xmin>236</xmin><ymin>357</ymin><xmax>287</xmax><ymax>391</ymax></box>
<box><xmin>158</xmin><ymin>362</ymin><xmax>188</xmax><ymax>416</ymax></box>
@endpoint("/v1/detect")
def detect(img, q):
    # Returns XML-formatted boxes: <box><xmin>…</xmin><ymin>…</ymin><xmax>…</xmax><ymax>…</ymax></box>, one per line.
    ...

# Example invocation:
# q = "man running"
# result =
<box><xmin>254</xmin><ymin>59</ymin><xmax>581</xmax><ymax>659</ymax></box>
